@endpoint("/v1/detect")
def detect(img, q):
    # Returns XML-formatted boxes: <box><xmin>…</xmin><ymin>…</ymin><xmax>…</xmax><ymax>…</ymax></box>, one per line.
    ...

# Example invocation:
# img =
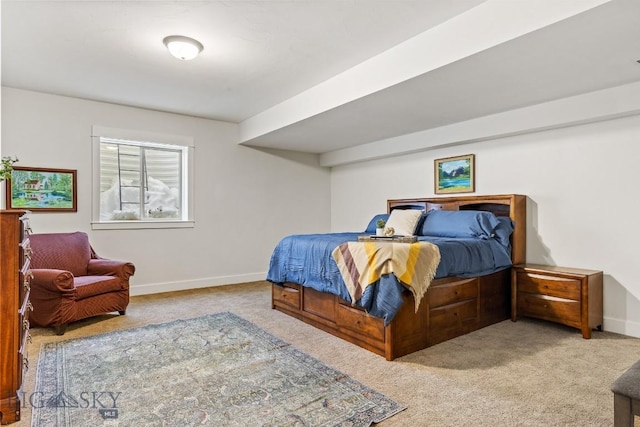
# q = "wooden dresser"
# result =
<box><xmin>0</xmin><ymin>210</ymin><xmax>32</xmax><ymax>425</ymax></box>
<box><xmin>511</xmin><ymin>264</ymin><xmax>603</xmax><ymax>338</ymax></box>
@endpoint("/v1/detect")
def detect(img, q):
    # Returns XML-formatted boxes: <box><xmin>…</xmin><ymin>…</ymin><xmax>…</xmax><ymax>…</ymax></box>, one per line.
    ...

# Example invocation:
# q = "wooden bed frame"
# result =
<box><xmin>271</xmin><ymin>194</ymin><xmax>526</xmax><ymax>360</ymax></box>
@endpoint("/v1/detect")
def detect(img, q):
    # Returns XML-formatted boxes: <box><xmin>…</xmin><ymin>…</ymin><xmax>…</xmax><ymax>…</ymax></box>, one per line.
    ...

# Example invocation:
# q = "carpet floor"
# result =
<box><xmin>18</xmin><ymin>281</ymin><xmax>640</xmax><ymax>426</ymax></box>
<box><xmin>31</xmin><ymin>312</ymin><xmax>404</xmax><ymax>426</ymax></box>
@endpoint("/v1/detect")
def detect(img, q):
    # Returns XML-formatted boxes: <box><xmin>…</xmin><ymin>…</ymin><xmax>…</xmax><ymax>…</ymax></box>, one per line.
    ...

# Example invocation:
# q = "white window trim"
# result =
<box><xmin>91</xmin><ymin>125</ymin><xmax>195</xmax><ymax>230</ymax></box>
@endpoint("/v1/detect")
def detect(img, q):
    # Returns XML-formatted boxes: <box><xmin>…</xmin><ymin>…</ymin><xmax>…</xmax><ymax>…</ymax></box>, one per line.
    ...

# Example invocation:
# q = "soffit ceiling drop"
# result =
<box><xmin>3</xmin><ymin>0</ymin><xmax>639</xmax><ymax>157</ymax></box>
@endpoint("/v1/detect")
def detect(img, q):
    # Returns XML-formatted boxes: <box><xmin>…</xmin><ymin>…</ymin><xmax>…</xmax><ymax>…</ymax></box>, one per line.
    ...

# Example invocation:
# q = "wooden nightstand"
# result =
<box><xmin>511</xmin><ymin>264</ymin><xmax>603</xmax><ymax>338</ymax></box>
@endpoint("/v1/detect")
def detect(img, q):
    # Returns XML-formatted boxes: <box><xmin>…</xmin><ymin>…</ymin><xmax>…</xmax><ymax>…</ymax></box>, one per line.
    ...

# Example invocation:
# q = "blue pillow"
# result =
<box><xmin>365</xmin><ymin>213</ymin><xmax>390</xmax><ymax>233</ymax></box>
<box><xmin>420</xmin><ymin>210</ymin><xmax>501</xmax><ymax>240</ymax></box>
<box><xmin>494</xmin><ymin>216</ymin><xmax>514</xmax><ymax>247</ymax></box>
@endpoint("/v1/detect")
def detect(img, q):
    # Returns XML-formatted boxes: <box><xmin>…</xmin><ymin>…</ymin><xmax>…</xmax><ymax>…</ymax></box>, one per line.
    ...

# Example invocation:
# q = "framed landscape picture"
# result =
<box><xmin>5</xmin><ymin>166</ymin><xmax>77</xmax><ymax>212</ymax></box>
<box><xmin>434</xmin><ymin>154</ymin><xmax>475</xmax><ymax>194</ymax></box>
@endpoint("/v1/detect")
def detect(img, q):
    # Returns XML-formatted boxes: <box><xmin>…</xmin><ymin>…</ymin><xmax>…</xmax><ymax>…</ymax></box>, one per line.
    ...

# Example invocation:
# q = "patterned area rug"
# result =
<box><xmin>32</xmin><ymin>312</ymin><xmax>404</xmax><ymax>426</ymax></box>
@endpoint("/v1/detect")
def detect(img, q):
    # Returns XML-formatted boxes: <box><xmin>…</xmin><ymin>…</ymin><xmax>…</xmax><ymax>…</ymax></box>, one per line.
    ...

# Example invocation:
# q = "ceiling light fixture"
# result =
<box><xmin>163</xmin><ymin>35</ymin><xmax>203</xmax><ymax>60</ymax></box>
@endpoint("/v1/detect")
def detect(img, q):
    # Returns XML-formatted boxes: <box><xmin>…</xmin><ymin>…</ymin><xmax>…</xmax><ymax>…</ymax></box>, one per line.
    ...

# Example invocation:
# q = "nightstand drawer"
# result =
<box><xmin>517</xmin><ymin>293</ymin><xmax>581</xmax><ymax>327</ymax></box>
<box><xmin>515</xmin><ymin>271</ymin><xmax>581</xmax><ymax>300</ymax></box>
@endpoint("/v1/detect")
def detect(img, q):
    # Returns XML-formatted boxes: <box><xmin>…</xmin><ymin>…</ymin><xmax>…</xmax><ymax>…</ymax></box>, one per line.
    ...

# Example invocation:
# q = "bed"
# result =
<box><xmin>268</xmin><ymin>194</ymin><xmax>526</xmax><ymax>360</ymax></box>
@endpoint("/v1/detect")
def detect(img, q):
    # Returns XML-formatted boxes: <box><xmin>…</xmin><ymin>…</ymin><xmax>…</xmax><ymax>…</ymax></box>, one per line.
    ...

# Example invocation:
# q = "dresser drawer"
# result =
<box><xmin>19</xmin><ymin>290</ymin><xmax>31</xmax><ymax>346</ymax></box>
<box><xmin>428</xmin><ymin>278</ymin><xmax>478</xmax><ymax>308</ymax></box>
<box><xmin>19</xmin><ymin>328</ymin><xmax>30</xmax><ymax>362</ymax></box>
<box><xmin>515</xmin><ymin>271</ymin><xmax>581</xmax><ymax>300</ymax></box>
<box><xmin>272</xmin><ymin>283</ymin><xmax>301</xmax><ymax>311</ymax></box>
<box><xmin>20</xmin><ymin>266</ymin><xmax>33</xmax><ymax>303</ymax></box>
<box><xmin>336</xmin><ymin>303</ymin><xmax>384</xmax><ymax>342</ymax></box>
<box><xmin>517</xmin><ymin>293</ymin><xmax>581</xmax><ymax>327</ymax></box>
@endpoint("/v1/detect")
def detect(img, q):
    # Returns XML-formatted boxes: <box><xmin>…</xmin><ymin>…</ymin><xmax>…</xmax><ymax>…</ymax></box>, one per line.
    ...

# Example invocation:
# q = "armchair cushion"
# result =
<box><xmin>30</xmin><ymin>231</ymin><xmax>91</xmax><ymax>276</ymax></box>
<box><xmin>74</xmin><ymin>276</ymin><xmax>123</xmax><ymax>300</ymax></box>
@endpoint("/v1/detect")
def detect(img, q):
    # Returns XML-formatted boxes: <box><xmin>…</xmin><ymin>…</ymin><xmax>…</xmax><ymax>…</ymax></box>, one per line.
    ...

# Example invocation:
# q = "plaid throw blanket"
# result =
<box><xmin>332</xmin><ymin>241</ymin><xmax>441</xmax><ymax>311</ymax></box>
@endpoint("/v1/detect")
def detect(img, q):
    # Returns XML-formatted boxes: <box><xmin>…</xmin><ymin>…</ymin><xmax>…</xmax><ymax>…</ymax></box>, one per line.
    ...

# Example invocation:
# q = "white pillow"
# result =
<box><xmin>385</xmin><ymin>209</ymin><xmax>423</xmax><ymax>236</ymax></box>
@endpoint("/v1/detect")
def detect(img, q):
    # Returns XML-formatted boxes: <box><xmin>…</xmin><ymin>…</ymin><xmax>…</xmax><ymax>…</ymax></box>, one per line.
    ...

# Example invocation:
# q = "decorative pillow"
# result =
<box><xmin>385</xmin><ymin>209</ymin><xmax>423</xmax><ymax>236</ymax></box>
<box><xmin>420</xmin><ymin>210</ymin><xmax>501</xmax><ymax>240</ymax></box>
<box><xmin>365</xmin><ymin>213</ymin><xmax>389</xmax><ymax>233</ymax></box>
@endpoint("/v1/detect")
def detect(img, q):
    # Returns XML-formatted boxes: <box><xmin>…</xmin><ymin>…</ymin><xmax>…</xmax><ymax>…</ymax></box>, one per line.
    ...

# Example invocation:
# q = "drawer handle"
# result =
<box><xmin>27</xmin><ymin>301</ymin><xmax>33</xmax><ymax>312</ymax></box>
<box><xmin>23</xmin><ymin>319</ymin><xmax>30</xmax><ymax>330</ymax></box>
<box><xmin>27</xmin><ymin>333</ymin><xmax>32</xmax><ymax>344</ymax></box>
<box><xmin>24</xmin><ymin>281</ymin><xmax>31</xmax><ymax>293</ymax></box>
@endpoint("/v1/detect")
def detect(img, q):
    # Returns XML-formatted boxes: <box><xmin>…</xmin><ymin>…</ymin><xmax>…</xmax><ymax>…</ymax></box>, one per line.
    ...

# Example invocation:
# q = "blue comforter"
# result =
<box><xmin>266</xmin><ymin>232</ymin><xmax>512</xmax><ymax>325</ymax></box>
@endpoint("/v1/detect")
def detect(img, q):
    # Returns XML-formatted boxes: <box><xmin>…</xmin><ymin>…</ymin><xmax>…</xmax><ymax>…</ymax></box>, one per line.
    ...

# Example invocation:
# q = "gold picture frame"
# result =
<box><xmin>434</xmin><ymin>154</ymin><xmax>475</xmax><ymax>194</ymax></box>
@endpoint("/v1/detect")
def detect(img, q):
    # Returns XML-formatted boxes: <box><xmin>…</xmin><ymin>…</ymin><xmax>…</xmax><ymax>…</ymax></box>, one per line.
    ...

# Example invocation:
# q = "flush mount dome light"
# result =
<box><xmin>163</xmin><ymin>35</ymin><xmax>203</xmax><ymax>60</ymax></box>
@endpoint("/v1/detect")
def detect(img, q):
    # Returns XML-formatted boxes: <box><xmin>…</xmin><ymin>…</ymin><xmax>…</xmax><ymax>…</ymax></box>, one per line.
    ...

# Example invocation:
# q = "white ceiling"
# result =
<box><xmin>3</xmin><ymin>0</ymin><xmax>640</xmax><ymax>155</ymax></box>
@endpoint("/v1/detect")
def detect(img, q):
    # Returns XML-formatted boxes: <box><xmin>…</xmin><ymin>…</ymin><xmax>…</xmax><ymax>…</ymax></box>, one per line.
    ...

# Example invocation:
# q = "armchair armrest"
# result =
<box><xmin>29</xmin><ymin>268</ymin><xmax>77</xmax><ymax>328</ymax></box>
<box><xmin>87</xmin><ymin>259</ymin><xmax>135</xmax><ymax>281</ymax></box>
<box><xmin>30</xmin><ymin>269</ymin><xmax>75</xmax><ymax>293</ymax></box>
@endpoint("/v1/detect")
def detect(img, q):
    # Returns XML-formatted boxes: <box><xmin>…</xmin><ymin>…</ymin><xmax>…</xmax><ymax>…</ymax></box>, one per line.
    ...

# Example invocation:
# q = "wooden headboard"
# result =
<box><xmin>386</xmin><ymin>194</ymin><xmax>526</xmax><ymax>265</ymax></box>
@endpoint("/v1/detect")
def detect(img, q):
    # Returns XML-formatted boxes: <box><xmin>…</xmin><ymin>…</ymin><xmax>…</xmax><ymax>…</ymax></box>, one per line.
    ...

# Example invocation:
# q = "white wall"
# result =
<box><xmin>331</xmin><ymin>114</ymin><xmax>640</xmax><ymax>337</ymax></box>
<box><xmin>5</xmin><ymin>87</ymin><xmax>639</xmax><ymax>338</ymax></box>
<box><xmin>1</xmin><ymin>87</ymin><xmax>331</xmax><ymax>295</ymax></box>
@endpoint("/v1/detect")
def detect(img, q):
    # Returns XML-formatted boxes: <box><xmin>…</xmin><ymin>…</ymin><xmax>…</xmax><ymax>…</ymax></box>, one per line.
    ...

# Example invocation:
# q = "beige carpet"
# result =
<box><xmin>19</xmin><ymin>281</ymin><xmax>640</xmax><ymax>426</ymax></box>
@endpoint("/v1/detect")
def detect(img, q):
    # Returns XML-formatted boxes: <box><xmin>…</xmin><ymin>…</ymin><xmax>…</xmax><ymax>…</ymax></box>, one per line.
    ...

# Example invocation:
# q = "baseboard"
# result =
<box><xmin>129</xmin><ymin>272</ymin><xmax>268</xmax><ymax>296</ymax></box>
<box><xmin>603</xmin><ymin>316</ymin><xmax>640</xmax><ymax>339</ymax></box>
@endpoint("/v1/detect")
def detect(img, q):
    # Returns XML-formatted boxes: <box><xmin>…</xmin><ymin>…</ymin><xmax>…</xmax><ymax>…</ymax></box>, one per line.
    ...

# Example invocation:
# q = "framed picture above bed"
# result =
<box><xmin>434</xmin><ymin>154</ymin><xmax>475</xmax><ymax>194</ymax></box>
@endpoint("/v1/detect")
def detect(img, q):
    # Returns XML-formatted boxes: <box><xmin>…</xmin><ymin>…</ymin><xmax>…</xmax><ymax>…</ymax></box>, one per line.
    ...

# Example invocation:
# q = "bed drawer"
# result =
<box><xmin>515</xmin><ymin>271</ymin><xmax>581</xmax><ymax>300</ymax></box>
<box><xmin>428</xmin><ymin>278</ymin><xmax>478</xmax><ymax>309</ymax></box>
<box><xmin>428</xmin><ymin>298</ymin><xmax>478</xmax><ymax>345</ymax></box>
<box><xmin>336</xmin><ymin>303</ymin><xmax>385</xmax><ymax>342</ymax></box>
<box><xmin>429</xmin><ymin>298</ymin><xmax>478</xmax><ymax>328</ymax></box>
<box><xmin>272</xmin><ymin>283</ymin><xmax>301</xmax><ymax>311</ymax></box>
<box><xmin>517</xmin><ymin>293</ymin><xmax>581</xmax><ymax>327</ymax></box>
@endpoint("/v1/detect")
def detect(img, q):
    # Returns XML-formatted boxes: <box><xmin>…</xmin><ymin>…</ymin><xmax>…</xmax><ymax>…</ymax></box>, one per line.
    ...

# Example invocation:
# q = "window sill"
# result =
<box><xmin>91</xmin><ymin>220</ymin><xmax>195</xmax><ymax>230</ymax></box>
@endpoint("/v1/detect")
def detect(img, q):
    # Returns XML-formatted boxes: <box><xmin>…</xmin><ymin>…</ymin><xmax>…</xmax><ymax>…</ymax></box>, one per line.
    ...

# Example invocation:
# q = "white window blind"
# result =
<box><xmin>92</xmin><ymin>126</ymin><xmax>194</xmax><ymax>229</ymax></box>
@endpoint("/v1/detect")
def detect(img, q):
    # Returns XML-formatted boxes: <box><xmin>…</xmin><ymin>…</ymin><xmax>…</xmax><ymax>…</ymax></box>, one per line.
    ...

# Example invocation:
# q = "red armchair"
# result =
<box><xmin>28</xmin><ymin>232</ymin><xmax>135</xmax><ymax>335</ymax></box>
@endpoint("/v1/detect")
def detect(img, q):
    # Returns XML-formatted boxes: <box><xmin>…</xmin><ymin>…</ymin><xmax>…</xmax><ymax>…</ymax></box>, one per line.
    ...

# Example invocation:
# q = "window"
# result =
<box><xmin>92</xmin><ymin>126</ymin><xmax>194</xmax><ymax>229</ymax></box>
